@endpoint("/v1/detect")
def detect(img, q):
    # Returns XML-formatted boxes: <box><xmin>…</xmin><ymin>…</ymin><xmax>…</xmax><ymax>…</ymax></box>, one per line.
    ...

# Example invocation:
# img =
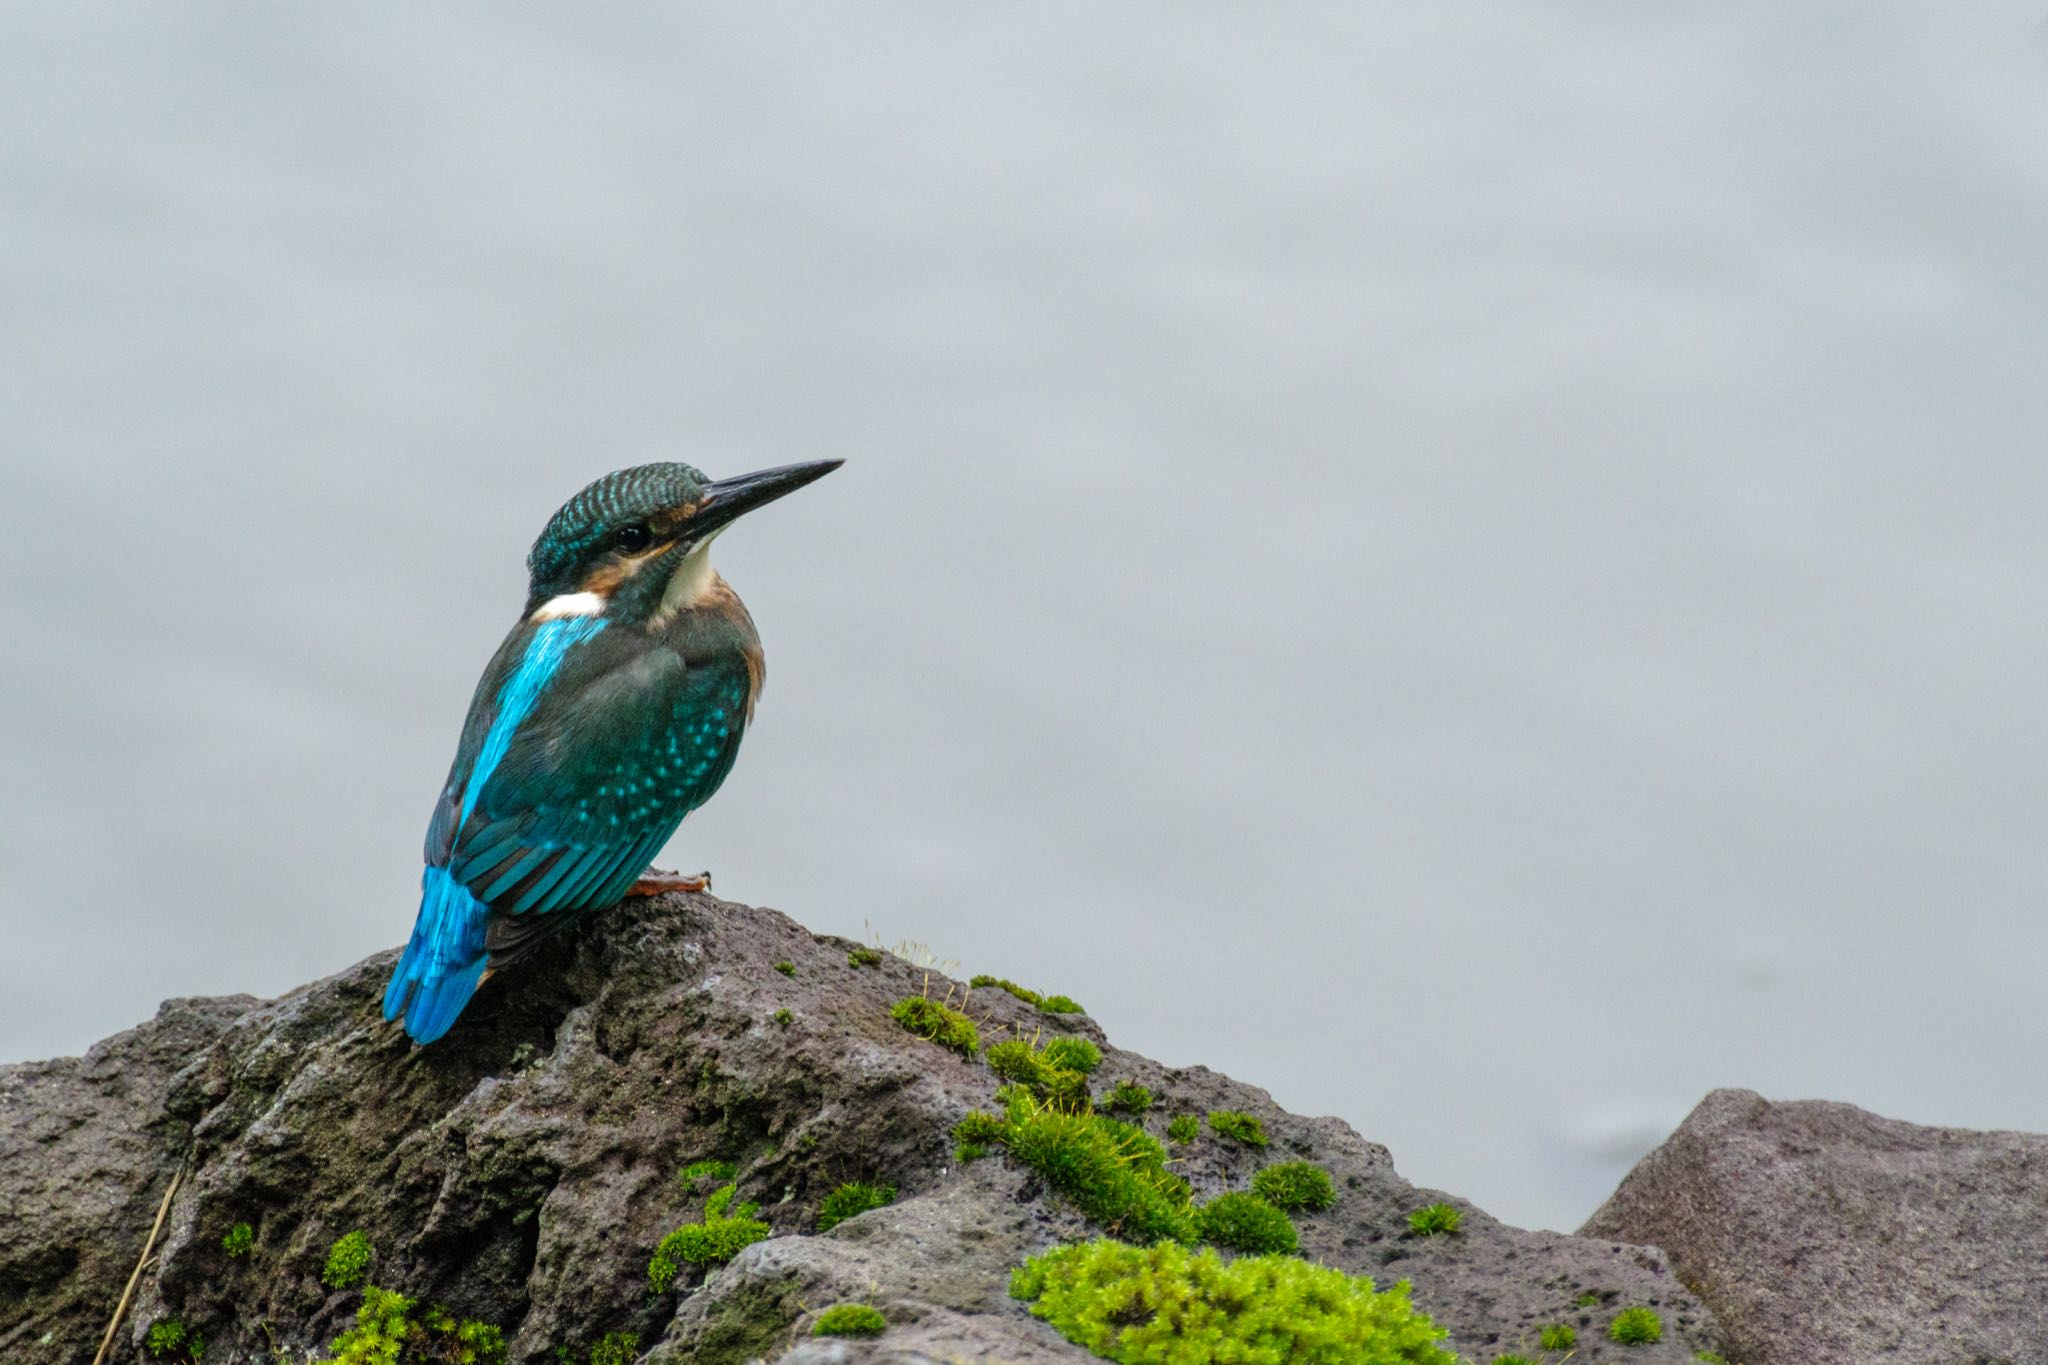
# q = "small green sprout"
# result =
<box><xmin>1539</xmin><ymin>1323</ymin><xmax>1577</xmax><ymax>1349</ymax></box>
<box><xmin>847</xmin><ymin>947</ymin><xmax>884</xmax><ymax>968</ymax></box>
<box><xmin>1166</xmin><ymin>1114</ymin><xmax>1199</xmax><ymax>1144</ymax></box>
<box><xmin>890</xmin><ymin>994</ymin><xmax>980</xmax><ymax>1056</ymax></box>
<box><xmin>1040</xmin><ymin>1036</ymin><xmax>1101</xmax><ymax>1074</ymax></box>
<box><xmin>774</xmin><ymin>960</ymin><xmax>796</xmax><ymax>976</ymax></box>
<box><xmin>1575</xmin><ymin>1291</ymin><xmax>1601</xmax><ymax>1307</ymax></box>
<box><xmin>221</xmin><ymin>1222</ymin><xmax>254</xmax><ymax>1258</ymax></box>
<box><xmin>1250</xmin><ymin>1161</ymin><xmax>1336</xmax><ymax>1212</ymax></box>
<box><xmin>1608</xmin><ymin>1307</ymin><xmax>1663</xmax><ymax>1345</ymax></box>
<box><xmin>817</xmin><ymin>1181</ymin><xmax>896</xmax><ymax>1231</ymax></box>
<box><xmin>1102</xmin><ymin>1080</ymin><xmax>1154</xmax><ymax>1114</ymax></box>
<box><xmin>1193</xmin><ymin>1192</ymin><xmax>1298</xmax><ymax>1255</ymax></box>
<box><xmin>648</xmin><ymin>1183</ymin><xmax>771</xmax><ymax>1291</ymax></box>
<box><xmin>1407</xmin><ymin>1202</ymin><xmax>1461</xmax><ymax>1237</ymax></box>
<box><xmin>1207</xmin><ymin>1110</ymin><xmax>1269</xmax><ymax>1147</ymax></box>
<box><xmin>678</xmin><ymin>1158</ymin><xmax>737</xmax><ymax>1192</ymax></box>
<box><xmin>145</xmin><ymin>1318</ymin><xmax>204</xmax><ymax>1361</ymax></box>
<box><xmin>771</xmin><ymin>1008</ymin><xmax>793</xmax><ymax>1027</ymax></box>
<box><xmin>812</xmin><ymin>1303</ymin><xmax>888</xmax><ymax>1338</ymax></box>
<box><xmin>1038</xmin><ymin>994</ymin><xmax>1085</xmax><ymax>1014</ymax></box>
<box><xmin>322</xmin><ymin>1230</ymin><xmax>373</xmax><ymax>1289</ymax></box>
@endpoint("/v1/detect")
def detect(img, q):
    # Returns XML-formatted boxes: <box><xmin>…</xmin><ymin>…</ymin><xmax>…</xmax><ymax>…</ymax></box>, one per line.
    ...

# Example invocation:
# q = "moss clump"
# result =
<box><xmin>890</xmin><ymin>995</ymin><xmax>980</xmax><ymax>1057</ymax></box>
<box><xmin>678</xmin><ymin>1158</ymin><xmax>737</xmax><ymax>1193</ymax></box>
<box><xmin>847</xmin><ymin>946</ymin><xmax>884</xmax><ymax>968</ymax></box>
<box><xmin>1251</xmin><ymin>1161</ymin><xmax>1336</xmax><ymax>1212</ymax></box>
<box><xmin>812</xmin><ymin>1303</ymin><xmax>888</xmax><ymax>1338</ymax></box>
<box><xmin>999</xmin><ymin>1095</ymin><xmax>1196</xmax><ymax>1242</ymax></box>
<box><xmin>1207</xmin><ymin>1110</ymin><xmax>1269</xmax><ymax>1147</ymax></box>
<box><xmin>1193</xmin><ymin>1192</ymin><xmax>1298</xmax><ymax>1255</ymax></box>
<box><xmin>145</xmin><ymin>1318</ymin><xmax>204</xmax><ymax>1362</ymax></box>
<box><xmin>1407</xmin><ymin>1202</ymin><xmax>1461</xmax><ymax>1237</ymax></box>
<box><xmin>1166</xmin><ymin>1114</ymin><xmax>1199</xmax><ymax>1144</ymax></box>
<box><xmin>221</xmin><ymin>1222</ymin><xmax>254</xmax><ymax>1259</ymax></box>
<box><xmin>1040</xmin><ymin>1036</ymin><xmax>1102</xmax><ymax>1074</ymax></box>
<box><xmin>986</xmin><ymin>1038</ymin><xmax>1091</xmax><ymax>1112</ymax></box>
<box><xmin>774</xmin><ymin>960</ymin><xmax>796</xmax><ymax>976</ymax></box>
<box><xmin>1102</xmin><ymin>1080</ymin><xmax>1154</xmax><ymax>1114</ymax></box>
<box><xmin>586</xmin><ymin>1331</ymin><xmax>639</xmax><ymax>1365</ymax></box>
<box><xmin>970</xmin><ymin>975</ymin><xmax>1085</xmax><ymax>1015</ymax></box>
<box><xmin>648</xmin><ymin>1183</ymin><xmax>771</xmax><ymax>1291</ymax></box>
<box><xmin>1538</xmin><ymin>1323</ymin><xmax>1577</xmax><ymax>1349</ymax></box>
<box><xmin>1575</xmin><ymin>1291</ymin><xmax>1601</xmax><ymax>1308</ymax></box>
<box><xmin>324</xmin><ymin>1287</ymin><xmax>506</xmax><ymax>1365</ymax></box>
<box><xmin>817</xmin><ymin>1181</ymin><xmax>896</xmax><ymax>1232</ymax></box>
<box><xmin>1012</xmin><ymin>1238</ymin><xmax>1454</xmax><ymax>1365</ymax></box>
<box><xmin>952</xmin><ymin>1109</ymin><xmax>1007</xmax><ymax>1161</ymax></box>
<box><xmin>1608</xmin><ymin>1307</ymin><xmax>1663</xmax><ymax>1345</ymax></box>
<box><xmin>322</xmin><ymin>1230</ymin><xmax>373</xmax><ymax>1289</ymax></box>
<box><xmin>1492</xmin><ymin>1357</ymin><xmax>1536</xmax><ymax>1365</ymax></box>
<box><xmin>1694</xmin><ymin>1354</ymin><xmax>1728</xmax><ymax>1364</ymax></box>
<box><xmin>771</xmin><ymin>1008</ymin><xmax>793</xmax><ymax>1027</ymax></box>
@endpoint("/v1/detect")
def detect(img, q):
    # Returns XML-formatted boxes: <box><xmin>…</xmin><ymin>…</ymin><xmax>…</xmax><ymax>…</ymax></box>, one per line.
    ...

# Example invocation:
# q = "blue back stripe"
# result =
<box><xmin>461</xmin><ymin>616</ymin><xmax>607</xmax><ymax>825</ymax></box>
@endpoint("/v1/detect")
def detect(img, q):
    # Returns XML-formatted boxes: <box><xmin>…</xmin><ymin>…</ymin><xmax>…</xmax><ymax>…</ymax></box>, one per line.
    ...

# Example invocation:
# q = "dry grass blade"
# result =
<box><xmin>92</xmin><ymin>1163</ymin><xmax>183</xmax><ymax>1365</ymax></box>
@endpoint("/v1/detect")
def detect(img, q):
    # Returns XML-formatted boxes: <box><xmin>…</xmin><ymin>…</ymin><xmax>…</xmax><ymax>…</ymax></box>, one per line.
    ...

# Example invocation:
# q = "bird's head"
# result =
<box><xmin>523</xmin><ymin>459</ymin><xmax>840</xmax><ymax>626</ymax></box>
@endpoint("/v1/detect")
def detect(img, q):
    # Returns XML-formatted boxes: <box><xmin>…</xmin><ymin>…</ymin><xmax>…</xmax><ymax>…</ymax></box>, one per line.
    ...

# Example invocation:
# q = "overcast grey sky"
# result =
<box><xmin>4</xmin><ymin>3</ymin><xmax>2046</xmax><ymax>1232</ymax></box>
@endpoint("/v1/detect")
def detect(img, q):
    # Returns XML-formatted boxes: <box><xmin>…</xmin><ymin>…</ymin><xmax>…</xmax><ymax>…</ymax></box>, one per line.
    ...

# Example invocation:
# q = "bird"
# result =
<box><xmin>382</xmin><ymin>459</ymin><xmax>841</xmax><ymax>1044</ymax></box>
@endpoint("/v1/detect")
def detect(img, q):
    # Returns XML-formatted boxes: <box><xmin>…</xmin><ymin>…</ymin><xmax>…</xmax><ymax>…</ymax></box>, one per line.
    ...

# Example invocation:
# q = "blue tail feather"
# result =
<box><xmin>383</xmin><ymin>866</ymin><xmax>491</xmax><ymax>1044</ymax></box>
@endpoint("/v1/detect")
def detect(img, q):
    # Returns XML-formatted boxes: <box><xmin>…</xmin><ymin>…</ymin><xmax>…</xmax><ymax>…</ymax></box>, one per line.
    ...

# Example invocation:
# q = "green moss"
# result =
<box><xmin>1492</xmin><ymin>1357</ymin><xmax>1537</xmax><ymax>1365</ymax></box>
<box><xmin>221</xmin><ymin>1222</ymin><xmax>254</xmax><ymax>1259</ymax></box>
<box><xmin>1207</xmin><ymin>1110</ymin><xmax>1269</xmax><ymax>1147</ymax></box>
<box><xmin>1575</xmin><ymin>1291</ymin><xmax>1601</xmax><ymax>1308</ymax></box>
<box><xmin>586</xmin><ymin>1332</ymin><xmax>639</xmax><ymax>1365</ymax></box>
<box><xmin>1538</xmin><ymin>1323</ymin><xmax>1577</xmax><ymax>1349</ymax></box>
<box><xmin>774</xmin><ymin>960</ymin><xmax>796</xmax><ymax>976</ymax></box>
<box><xmin>770</xmin><ymin>1008</ymin><xmax>793</xmax><ymax>1027</ymax></box>
<box><xmin>817</xmin><ymin>1181</ymin><xmax>896</xmax><ymax>1232</ymax></box>
<box><xmin>1039</xmin><ymin>994</ymin><xmax>1085</xmax><ymax>1014</ymax></box>
<box><xmin>1012</xmin><ymin>1238</ymin><xmax>1454</xmax><ymax>1365</ymax></box>
<box><xmin>1193</xmin><ymin>1192</ymin><xmax>1298</xmax><ymax>1255</ymax></box>
<box><xmin>953</xmin><ymin>1109</ymin><xmax>1006</xmax><ymax>1161</ymax></box>
<box><xmin>978</xmin><ymin>1094</ymin><xmax>1195</xmax><ymax>1243</ymax></box>
<box><xmin>678</xmin><ymin>1158</ymin><xmax>737</xmax><ymax>1193</ymax></box>
<box><xmin>1695</xmin><ymin>1354</ymin><xmax>1729</xmax><ymax>1364</ymax></box>
<box><xmin>985</xmin><ymin>1037</ymin><xmax>1090</xmax><ymax>1112</ymax></box>
<box><xmin>890</xmin><ymin>995</ymin><xmax>980</xmax><ymax>1057</ymax></box>
<box><xmin>1608</xmin><ymin>1307</ymin><xmax>1663</xmax><ymax>1345</ymax></box>
<box><xmin>811</xmin><ymin>1304</ymin><xmax>888</xmax><ymax>1338</ymax></box>
<box><xmin>847</xmin><ymin>947</ymin><xmax>884</xmax><ymax>968</ymax></box>
<box><xmin>322</xmin><ymin>1230</ymin><xmax>373</xmax><ymax>1290</ymax></box>
<box><xmin>970</xmin><ymin>974</ymin><xmax>1043</xmax><ymax>1005</ymax></box>
<box><xmin>648</xmin><ymin>1183</ymin><xmax>772</xmax><ymax>1292</ymax></box>
<box><xmin>1166</xmin><ymin>1114</ymin><xmax>1199</xmax><ymax>1144</ymax></box>
<box><xmin>1406</xmin><ymin>1203</ymin><xmax>1460</xmax><ymax>1237</ymax></box>
<box><xmin>1102</xmin><ymin>1080</ymin><xmax>1154</xmax><ymax>1115</ymax></box>
<box><xmin>146</xmin><ymin>1318</ymin><xmax>204</xmax><ymax>1362</ymax></box>
<box><xmin>1250</xmin><ymin>1161</ymin><xmax>1336</xmax><ymax>1212</ymax></box>
<box><xmin>322</xmin><ymin>1286</ymin><xmax>505</xmax><ymax>1365</ymax></box>
<box><xmin>1040</xmin><ymin>1037</ymin><xmax>1102</xmax><ymax>1074</ymax></box>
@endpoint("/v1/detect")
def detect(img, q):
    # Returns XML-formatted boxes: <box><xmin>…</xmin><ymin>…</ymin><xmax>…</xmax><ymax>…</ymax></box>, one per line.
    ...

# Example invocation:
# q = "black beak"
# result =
<box><xmin>692</xmin><ymin>460</ymin><xmax>842</xmax><ymax>534</ymax></box>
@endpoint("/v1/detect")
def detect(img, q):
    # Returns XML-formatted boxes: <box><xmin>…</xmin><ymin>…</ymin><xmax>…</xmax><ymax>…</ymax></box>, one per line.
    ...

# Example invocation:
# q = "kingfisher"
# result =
<box><xmin>383</xmin><ymin>459</ymin><xmax>841</xmax><ymax>1044</ymax></box>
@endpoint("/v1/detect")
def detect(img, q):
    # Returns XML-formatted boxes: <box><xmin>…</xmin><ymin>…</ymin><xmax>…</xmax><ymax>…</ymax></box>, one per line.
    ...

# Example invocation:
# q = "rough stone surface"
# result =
<box><xmin>1583</xmin><ymin>1087</ymin><xmax>2048</xmax><ymax>1365</ymax></box>
<box><xmin>4</xmin><ymin>894</ymin><xmax>1717</xmax><ymax>1363</ymax></box>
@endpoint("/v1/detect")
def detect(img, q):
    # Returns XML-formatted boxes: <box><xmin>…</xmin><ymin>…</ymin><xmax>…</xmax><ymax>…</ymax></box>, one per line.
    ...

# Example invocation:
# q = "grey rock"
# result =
<box><xmin>3</xmin><ymin>894</ymin><xmax>1717</xmax><ymax>1363</ymax></box>
<box><xmin>1583</xmin><ymin>1087</ymin><xmax>2048</xmax><ymax>1365</ymax></box>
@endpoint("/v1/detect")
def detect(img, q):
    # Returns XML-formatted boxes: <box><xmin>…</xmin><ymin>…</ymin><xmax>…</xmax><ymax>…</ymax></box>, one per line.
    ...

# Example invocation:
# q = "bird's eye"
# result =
<box><xmin>612</xmin><ymin>524</ymin><xmax>653</xmax><ymax>554</ymax></box>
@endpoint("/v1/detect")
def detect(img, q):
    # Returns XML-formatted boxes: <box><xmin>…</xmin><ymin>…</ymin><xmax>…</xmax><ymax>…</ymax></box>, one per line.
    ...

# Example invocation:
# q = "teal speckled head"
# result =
<box><xmin>522</xmin><ymin>460</ymin><xmax>841</xmax><ymax>624</ymax></box>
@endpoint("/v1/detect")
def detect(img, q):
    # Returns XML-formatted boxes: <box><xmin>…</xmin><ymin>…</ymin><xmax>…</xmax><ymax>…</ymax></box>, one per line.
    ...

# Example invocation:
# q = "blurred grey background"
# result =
<box><xmin>4</xmin><ymin>4</ymin><xmax>2046</xmax><ymax>1233</ymax></box>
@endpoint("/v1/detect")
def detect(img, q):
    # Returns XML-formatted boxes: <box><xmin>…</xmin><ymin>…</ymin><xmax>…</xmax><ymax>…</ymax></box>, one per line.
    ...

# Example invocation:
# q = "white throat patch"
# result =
<box><xmin>655</xmin><ymin>537</ymin><xmax>721</xmax><ymax>622</ymax></box>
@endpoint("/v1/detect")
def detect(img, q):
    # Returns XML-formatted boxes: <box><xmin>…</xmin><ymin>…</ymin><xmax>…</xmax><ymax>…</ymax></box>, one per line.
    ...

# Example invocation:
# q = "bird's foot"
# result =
<box><xmin>627</xmin><ymin>867</ymin><xmax>712</xmax><ymax>897</ymax></box>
